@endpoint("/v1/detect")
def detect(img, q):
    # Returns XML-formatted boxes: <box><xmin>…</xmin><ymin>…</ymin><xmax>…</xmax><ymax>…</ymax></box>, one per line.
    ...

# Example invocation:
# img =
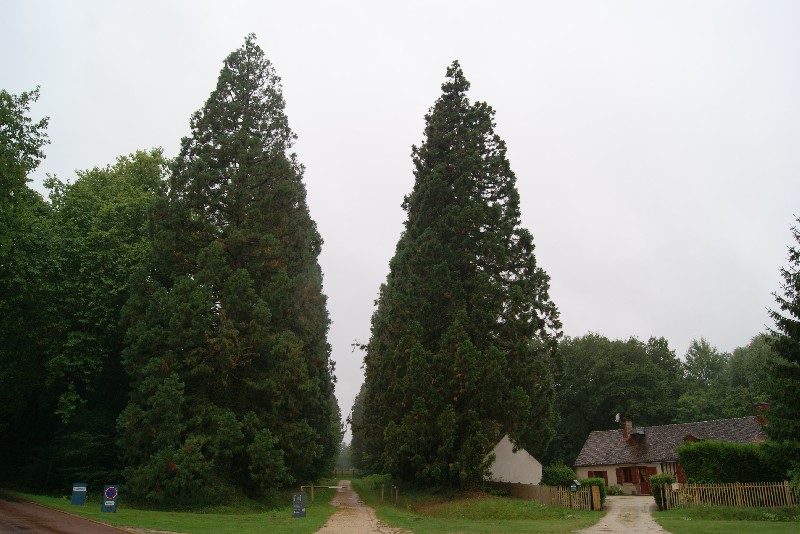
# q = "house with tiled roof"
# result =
<box><xmin>574</xmin><ymin>415</ymin><xmax>768</xmax><ymax>495</ymax></box>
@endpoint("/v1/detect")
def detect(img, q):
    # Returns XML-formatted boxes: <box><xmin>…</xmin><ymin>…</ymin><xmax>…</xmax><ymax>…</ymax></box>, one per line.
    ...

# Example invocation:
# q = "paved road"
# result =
<box><xmin>0</xmin><ymin>493</ymin><xmax>133</xmax><ymax>533</ymax></box>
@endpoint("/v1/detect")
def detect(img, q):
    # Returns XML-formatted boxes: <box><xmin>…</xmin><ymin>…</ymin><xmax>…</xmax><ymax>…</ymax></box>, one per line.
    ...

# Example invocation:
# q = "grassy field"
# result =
<box><xmin>350</xmin><ymin>479</ymin><xmax>602</xmax><ymax>533</ymax></box>
<box><xmin>8</xmin><ymin>481</ymin><xmax>604</xmax><ymax>534</ymax></box>
<box><xmin>18</xmin><ymin>481</ymin><xmax>800</xmax><ymax>534</ymax></box>
<box><xmin>10</xmin><ymin>488</ymin><xmax>338</xmax><ymax>534</ymax></box>
<box><xmin>652</xmin><ymin>505</ymin><xmax>800</xmax><ymax>534</ymax></box>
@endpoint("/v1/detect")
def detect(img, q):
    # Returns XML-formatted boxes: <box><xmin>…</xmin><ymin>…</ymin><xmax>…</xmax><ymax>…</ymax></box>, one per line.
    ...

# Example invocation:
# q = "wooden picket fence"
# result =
<box><xmin>486</xmin><ymin>481</ymin><xmax>593</xmax><ymax>510</ymax></box>
<box><xmin>660</xmin><ymin>481</ymin><xmax>798</xmax><ymax>509</ymax></box>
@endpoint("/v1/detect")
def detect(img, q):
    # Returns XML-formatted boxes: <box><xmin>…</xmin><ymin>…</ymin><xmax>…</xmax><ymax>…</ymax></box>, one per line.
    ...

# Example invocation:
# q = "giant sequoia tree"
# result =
<box><xmin>118</xmin><ymin>35</ymin><xmax>338</xmax><ymax>502</ymax></box>
<box><xmin>359</xmin><ymin>62</ymin><xmax>561</xmax><ymax>487</ymax></box>
<box><xmin>767</xmin><ymin>217</ymin><xmax>800</xmax><ymax>441</ymax></box>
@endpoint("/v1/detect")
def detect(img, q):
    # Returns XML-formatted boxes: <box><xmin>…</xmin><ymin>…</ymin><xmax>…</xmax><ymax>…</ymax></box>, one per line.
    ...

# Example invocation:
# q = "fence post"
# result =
<box><xmin>591</xmin><ymin>486</ymin><xmax>600</xmax><ymax>511</ymax></box>
<box><xmin>381</xmin><ymin>484</ymin><xmax>384</xmax><ymax>503</ymax></box>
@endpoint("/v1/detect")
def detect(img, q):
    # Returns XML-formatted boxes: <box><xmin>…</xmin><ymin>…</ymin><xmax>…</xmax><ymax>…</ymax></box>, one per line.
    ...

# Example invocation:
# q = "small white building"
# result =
<box><xmin>485</xmin><ymin>434</ymin><xmax>543</xmax><ymax>485</ymax></box>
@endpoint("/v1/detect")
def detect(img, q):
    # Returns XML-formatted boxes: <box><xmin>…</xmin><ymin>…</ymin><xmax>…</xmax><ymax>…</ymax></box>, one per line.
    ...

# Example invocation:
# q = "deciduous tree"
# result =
<box><xmin>43</xmin><ymin>150</ymin><xmax>167</xmax><ymax>490</ymax></box>
<box><xmin>676</xmin><ymin>334</ymin><xmax>776</xmax><ymax>423</ymax></box>
<box><xmin>545</xmin><ymin>334</ymin><xmax>683</xmax><ymax>465</ymax></box>
<box><xmin>0</xmin><ymin>87</ymin><xmax>54</xmax><ymax>487</ymax></box>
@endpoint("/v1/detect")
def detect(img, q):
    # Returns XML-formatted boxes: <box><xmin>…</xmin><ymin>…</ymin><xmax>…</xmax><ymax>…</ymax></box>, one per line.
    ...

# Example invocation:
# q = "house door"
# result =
<box><xmin>638</xmin><ymin>467</ymin><xmax>657</xmax><ymax>494</ymax></box>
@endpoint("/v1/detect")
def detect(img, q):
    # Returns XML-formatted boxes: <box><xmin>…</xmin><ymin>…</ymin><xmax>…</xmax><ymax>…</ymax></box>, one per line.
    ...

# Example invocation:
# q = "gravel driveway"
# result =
<box><xmin>314</xmin><ymin>480</ymin><xmax>410</xmax><ymax>534</ymax></box>
<box><xmin>577</xmin><ymin>495</ymin><xmax>669</xmax><ymax>533</ymax></box>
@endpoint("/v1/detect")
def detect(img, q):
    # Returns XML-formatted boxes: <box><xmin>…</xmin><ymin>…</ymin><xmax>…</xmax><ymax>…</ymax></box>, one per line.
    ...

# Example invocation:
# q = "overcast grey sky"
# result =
<box><xmin>4</xmin><ymin>1</ymin><xmax>800</xmax><ymax>432</ymax></box>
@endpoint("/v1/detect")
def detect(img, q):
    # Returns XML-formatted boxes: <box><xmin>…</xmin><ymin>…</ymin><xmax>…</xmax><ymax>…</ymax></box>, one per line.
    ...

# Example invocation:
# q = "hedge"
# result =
<box><xmin>649</xmin><ymin>473</ymin><xmax>675</xmax><ymax>511</ymax></box>
<box><xmin>677</xmin><ymin>440</ymin><xmax>800</xmax><ymax>484</ymax></box>
<box><xmin>579</xmin><ymin>477</ymin><xmax>606</xmax><ymax>507</ymax></box>
<box><xmin>540</xmin><ymin>463</ymin><xmax>577</xmax><ymax>487</ymax></box>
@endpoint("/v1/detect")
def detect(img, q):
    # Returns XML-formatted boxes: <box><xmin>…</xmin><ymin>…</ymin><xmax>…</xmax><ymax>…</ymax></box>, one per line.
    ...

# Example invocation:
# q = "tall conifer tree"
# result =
<box><xmin>360</xmin><ymin>62</ymin><xmax>561</xmax><ymax>487</ymax></box>
<box><xmin>118</xmin><ymin>35</ymin><xmax>338</xmax><ymax>502</ymax></box>
<box><xmin>767</xmin><ymin>217</ymin><xmax>800</xmax><ymax>441</ymax></box>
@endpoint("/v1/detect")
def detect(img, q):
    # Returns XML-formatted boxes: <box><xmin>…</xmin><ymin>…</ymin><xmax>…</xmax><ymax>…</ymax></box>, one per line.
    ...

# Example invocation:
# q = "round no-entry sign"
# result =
<box><xmin>101</xmin><ymin>485</ymin><xmax>120</xmax><ymax>513</ymax></box>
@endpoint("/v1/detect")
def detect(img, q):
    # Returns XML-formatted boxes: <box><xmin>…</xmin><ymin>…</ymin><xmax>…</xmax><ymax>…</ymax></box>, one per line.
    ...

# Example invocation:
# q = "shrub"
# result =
<box><xmin>788</xmin><ymin>465</ymin><xmax>800</xmax><ymax>496</ymax></box>
<box><xmin>361</xmin><ymin>473</ymin><xmax>393</xmax><ymax>490</ymax></box>
<box><xmin>579</xmin><ymin>477</ymin><xmax>606</xmax><ymax>507</ymax></box>
<box><xmin>607</xmin><ymin>484</ymin><xmax>624</xmax><ymax>496</ymax></box>
<box><xmin>540</xmin><ymin>463</ymin><xmax>577</xmax><ymax>487</ymax></box>
<box><xmin>762</xmin><ymin>440</ymin><xmax>800</xmax><ymax>482</ymax></box>
<box><xmin>649</xmin><ymin>473</ymin><xmax>675</xmax><ymax>511</ymax></box>
<box><xmin>678</xmin><ymin>440</ymin><xmax>800</xmax><ymax>483</ymax></box>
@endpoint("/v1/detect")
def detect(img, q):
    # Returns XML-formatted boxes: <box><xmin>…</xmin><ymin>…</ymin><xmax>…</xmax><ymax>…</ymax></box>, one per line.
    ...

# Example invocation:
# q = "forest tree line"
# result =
<box><xmin>350</xmin><ymin>332</ymin><xmax>793</xmax><ymax>474</ymax></box>
<box><xmin>1</xmin><ymin>35</ymin><xmax>340</xmax><ymax>504</ymax></box>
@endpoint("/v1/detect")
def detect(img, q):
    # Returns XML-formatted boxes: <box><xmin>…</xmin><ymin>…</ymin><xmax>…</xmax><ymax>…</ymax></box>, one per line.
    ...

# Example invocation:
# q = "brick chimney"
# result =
<box><xmin>754</xmin><ymin>402</ymin><xmax>770</xmax><ymax>426</ymax></box>
<box><xmin>622</xmin><ymin>418</ymin><xmax>632</xmax><ymax>441</ymax></box>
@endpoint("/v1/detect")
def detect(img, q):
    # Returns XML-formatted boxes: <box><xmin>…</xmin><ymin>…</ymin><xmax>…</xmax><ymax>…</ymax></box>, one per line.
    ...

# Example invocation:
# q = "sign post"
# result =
<box><xmin>101</xmin><ymin>485</ymin><xmax>119</xmax><ymax>513</ymax></box>
<box><xmin>292</xmin><ymin>492</ymin><xmax>307</xmax><ymax>518</ymax></box>
<box><xmin>71</xmin><ymin>483</ymin><xmax>87</xmax><ymax>506</ymax></box>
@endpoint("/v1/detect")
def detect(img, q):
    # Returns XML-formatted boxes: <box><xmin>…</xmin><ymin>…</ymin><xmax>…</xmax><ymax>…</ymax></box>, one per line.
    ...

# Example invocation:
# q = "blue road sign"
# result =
<box><xmin>101</xmin><ymin>485</ymin><xmax>119</xmax><ymax>513</ymax></box>
<box><xmin>71</xmin><ymin>483</ymin><xmax>87</xmax><ymax>505</ymax></box>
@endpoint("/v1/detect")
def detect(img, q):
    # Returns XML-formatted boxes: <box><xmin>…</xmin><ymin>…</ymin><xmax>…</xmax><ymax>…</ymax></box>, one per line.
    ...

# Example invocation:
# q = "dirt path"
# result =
<box><xmin>314</xmin><ymin>480</ymin><xmax>410</xmax><ymax>534</ymax></box>
<box><xmin>577</xmin><ymin>495</ymin><xmax>669</xmax><ymax>533</ymax></box>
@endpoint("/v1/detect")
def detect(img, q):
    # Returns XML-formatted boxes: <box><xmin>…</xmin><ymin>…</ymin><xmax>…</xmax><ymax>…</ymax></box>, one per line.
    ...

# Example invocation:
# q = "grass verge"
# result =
<box><xmin>350</xmin><ymin>479</ymin><xmax>602</xmax><ymax>533</ymax></box>
<box><xmin>7</xmin><ymin>487</ymin><xmax>338</xmax><ymax>534</ymax></box>
<box><xmin>653</xmin><ymin>505</ymin><xmax>800</xmax><ymax>534</ymax></box>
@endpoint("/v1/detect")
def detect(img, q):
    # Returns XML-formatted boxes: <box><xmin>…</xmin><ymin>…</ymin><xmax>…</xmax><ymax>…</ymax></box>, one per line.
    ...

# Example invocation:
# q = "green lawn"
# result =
<box><xmin>653</xmin><ymin>505</ymin><xmax>800</xmax><ymax>534</ymax></box>
<box><xmin>350</xmin><ymin>479</ymin><xmax>603</xmax><ymax>533</ymax></box>
<box><xmin>10</xmin><ymin>489</ymin><xmax>339</xmax><ymax>534</ymax></box>
<box><xmin>17</xmin><ymin>484</ymin><xmax>800</xmax><ymax>534</ymax></box>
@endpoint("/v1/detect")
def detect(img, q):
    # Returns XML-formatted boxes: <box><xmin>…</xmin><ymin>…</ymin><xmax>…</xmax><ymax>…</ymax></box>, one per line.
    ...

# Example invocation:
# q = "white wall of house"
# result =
<box><xmin>485</xmin><ymin>435</ymin><xmax>543</xmax><ymax>485</ymax></box>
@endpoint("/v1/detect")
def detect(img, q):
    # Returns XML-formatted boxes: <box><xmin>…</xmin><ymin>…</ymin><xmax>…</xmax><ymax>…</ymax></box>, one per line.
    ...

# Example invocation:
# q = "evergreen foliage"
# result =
<box><xmin>767</xmin><ymin>217</ymin><xmax>800</xmax><ymax>442</ymax></box>
<box><xmin>348</xmin><ymin>382</ymin><xmax>370</xmax><ymax>472</ymax></box>
<box><xmin>360</xmin><ymin>61</ymin><xmax>561</xmax><ymax>488</ymax></box>
<box><xmin>117</xmin><ymin>35</ymin><xmax>338</xmax><ymax>503</ymax></box>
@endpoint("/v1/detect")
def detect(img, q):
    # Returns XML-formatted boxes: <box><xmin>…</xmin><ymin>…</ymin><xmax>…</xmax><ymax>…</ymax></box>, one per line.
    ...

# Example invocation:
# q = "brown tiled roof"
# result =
<box><xmin>574</xmin><ymin>416</ymin><xmax>767</xmax><ymax>467</ymax></box>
